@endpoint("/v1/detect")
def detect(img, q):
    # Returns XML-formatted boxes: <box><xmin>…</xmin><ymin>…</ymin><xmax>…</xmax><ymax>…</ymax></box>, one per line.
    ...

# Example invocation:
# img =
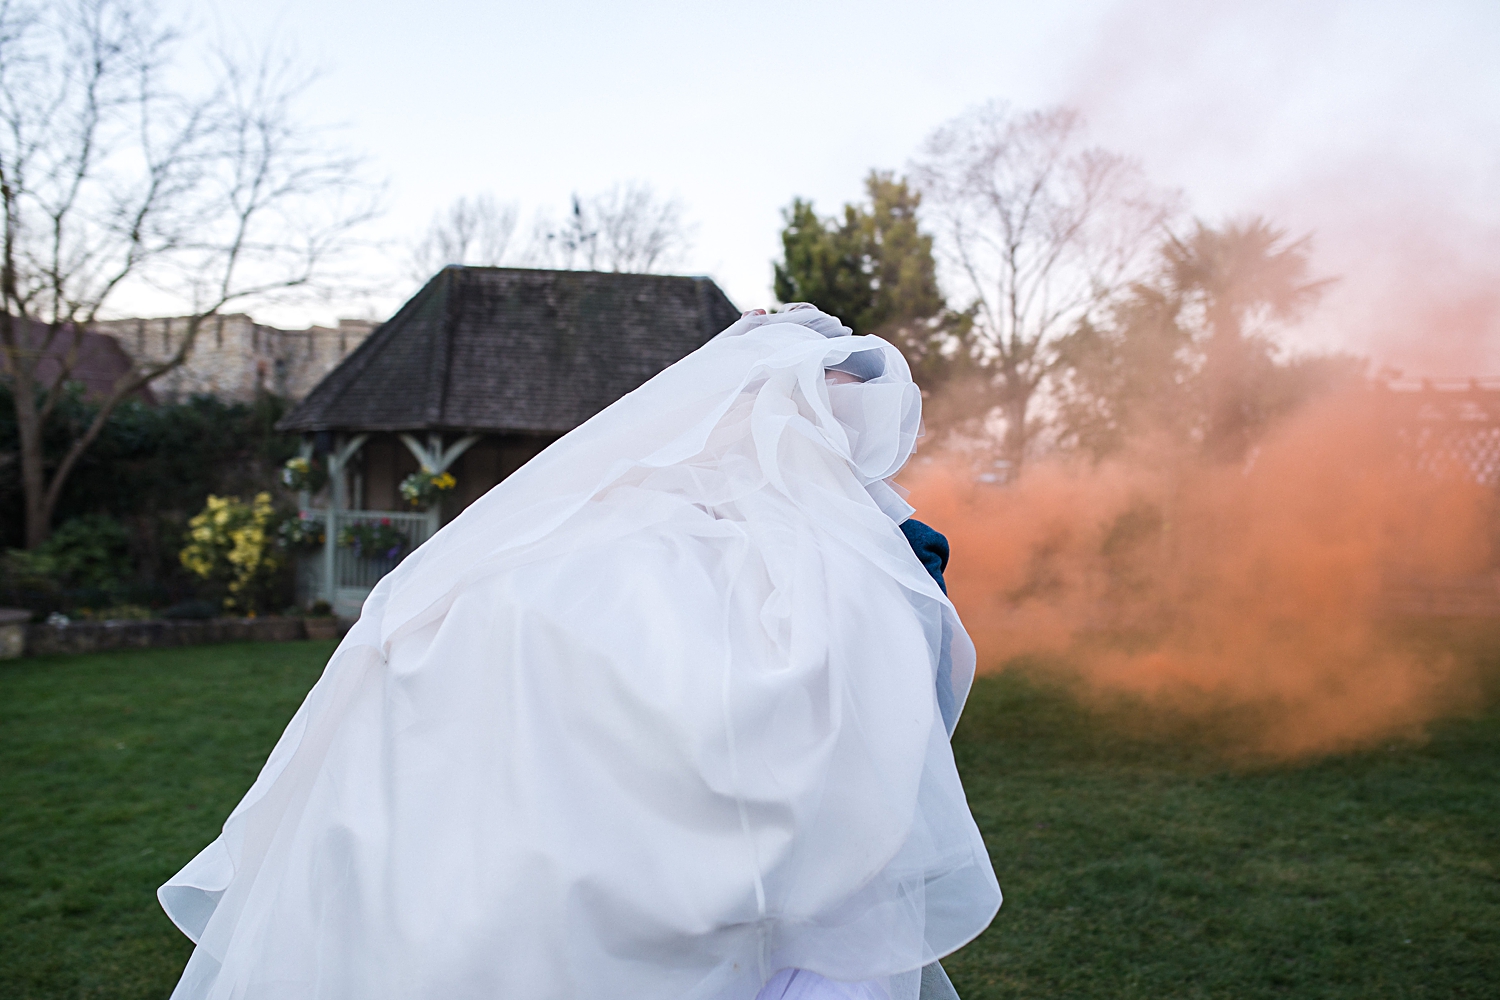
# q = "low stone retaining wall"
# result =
<box><xmin>0</xmin><ymin>609</ymin><xmax>28</xmax><ymax>658</ymax></box>
<box><xmin>17</xmin><ymin>616</ymin><xmax>322</xmax><ymax>657</ymax></box>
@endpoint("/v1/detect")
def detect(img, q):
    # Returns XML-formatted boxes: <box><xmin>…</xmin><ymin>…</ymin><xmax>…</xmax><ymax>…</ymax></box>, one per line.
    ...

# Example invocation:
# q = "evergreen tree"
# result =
<box><xmin>773</xmin><ymin>173</ymin><xmax>960</xmax><ymax>387</ymax></box>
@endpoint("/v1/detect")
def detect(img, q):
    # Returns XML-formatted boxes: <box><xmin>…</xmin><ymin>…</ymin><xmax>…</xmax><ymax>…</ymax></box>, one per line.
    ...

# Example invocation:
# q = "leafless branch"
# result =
<box><xmin>912</xmin><ymin>101</ymin><xmax>1177</xmax><ymax>465</ymax></box>
<box><xmin>407</xmin><ymin>193</ymin><xmax>519</xmax><ymax>281</ymax></box>
<box><xmin>526</xmin><ymin>182</ymin><xmax>694</xmax><ymax>273</ymax></box>
<box><xmin>0</xmin><ymin>0</ymin><xmax>378</xmax><ymax>546</ymax></box>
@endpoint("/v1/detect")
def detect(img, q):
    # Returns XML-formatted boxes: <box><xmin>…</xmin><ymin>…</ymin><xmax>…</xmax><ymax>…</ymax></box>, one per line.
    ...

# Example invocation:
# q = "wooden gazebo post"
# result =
<box><xmin>321</xmin><ymin>433</ymin><xmax>367</xmax><ymax>606</ymax></box>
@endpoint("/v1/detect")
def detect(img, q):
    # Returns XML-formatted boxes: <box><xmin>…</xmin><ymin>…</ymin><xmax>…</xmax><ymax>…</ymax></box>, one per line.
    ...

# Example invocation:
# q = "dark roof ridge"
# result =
<box><xmin>430</xmin><ymin>264</ymin><xmax>716</xmax><ymax>281</ymax></box>
<box><xmin>279</xmin><ymin>271</ymin><xmax>447</xmax><ymax>433</ymax></box>
<box><xmin>277</xmin><ymin>267</ymin><xmax>740</xmax><ymax>435</ymax></box>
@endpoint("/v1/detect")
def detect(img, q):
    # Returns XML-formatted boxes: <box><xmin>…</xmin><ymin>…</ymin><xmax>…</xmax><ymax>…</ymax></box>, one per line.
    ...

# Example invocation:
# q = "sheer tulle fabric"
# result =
<box><xmin>159</xmin><ymin>322</ymin><xmax>1001</xmax><ymax>1000</ymax></box>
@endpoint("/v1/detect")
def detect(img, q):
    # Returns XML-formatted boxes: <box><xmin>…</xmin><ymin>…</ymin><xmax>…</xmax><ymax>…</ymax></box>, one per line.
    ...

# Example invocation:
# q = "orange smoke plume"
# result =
<box><xmin>909</xmin><ymin>390</ymin><xmax>1497</xmax><ymax>759</ymax></box>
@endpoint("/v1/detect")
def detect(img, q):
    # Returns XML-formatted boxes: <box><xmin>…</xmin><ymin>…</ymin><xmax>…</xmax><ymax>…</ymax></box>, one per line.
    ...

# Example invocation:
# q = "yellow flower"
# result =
<box><xmin>179</xmin><ymin>493</ymin><xmax>282</xmax><ymax>611</ymax></box>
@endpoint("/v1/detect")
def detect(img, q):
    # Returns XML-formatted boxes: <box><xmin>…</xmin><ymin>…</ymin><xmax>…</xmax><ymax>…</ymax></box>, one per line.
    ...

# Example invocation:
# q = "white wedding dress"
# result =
<box><xmin>159</xmin><ymin>308</ymin><xmax>1001</xmax><ymax>1000</ymax></box>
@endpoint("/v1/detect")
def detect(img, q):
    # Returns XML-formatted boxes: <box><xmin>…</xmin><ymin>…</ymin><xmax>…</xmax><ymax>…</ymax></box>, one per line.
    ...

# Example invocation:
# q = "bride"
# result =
<box><xmin>159</xmin><ymin>304</ymin><xmax>1001</xmax><ymax>1000</ymax></box>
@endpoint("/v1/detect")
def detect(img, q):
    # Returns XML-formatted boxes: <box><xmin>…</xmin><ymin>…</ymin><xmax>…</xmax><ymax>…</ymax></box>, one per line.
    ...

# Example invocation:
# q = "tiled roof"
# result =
<box><xmin>278</xmin><ymin>267</ymin><xmax>739</xmax><ymax>434</ymax></box>
<box><xmin>2</xmin><ymin>317</ymin><xmax>154</xmax><ymax>404</ymax></box>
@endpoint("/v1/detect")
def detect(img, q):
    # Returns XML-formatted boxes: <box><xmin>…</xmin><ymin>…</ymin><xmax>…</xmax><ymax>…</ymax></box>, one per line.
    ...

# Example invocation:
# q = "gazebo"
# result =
<box><xmin>278</xmin><ymin>265</ymin><xmax>739</xmax><ymax>615</ymax></box>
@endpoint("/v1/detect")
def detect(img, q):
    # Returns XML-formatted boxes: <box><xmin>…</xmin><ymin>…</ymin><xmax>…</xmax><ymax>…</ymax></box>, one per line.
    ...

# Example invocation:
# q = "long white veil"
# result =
<box><xmin>160</xmin><ymin>315</ymin><xmax>1001</xmax><ymax>1000</ymax></box>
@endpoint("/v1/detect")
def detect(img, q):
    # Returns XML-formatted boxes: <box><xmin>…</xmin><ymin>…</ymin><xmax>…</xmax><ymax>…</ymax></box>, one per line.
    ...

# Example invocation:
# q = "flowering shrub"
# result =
<box><xmin>337</xmin><ymin>519</ymin><xmax>409</xmax><ymax>561</ymax></box>
<box><xmin>278</xmin><ymin>511</ymin><xmax>326</xmax><ymax>551</ymax></box>
<box><xmin>399</xmin><ymin>467</ymin><xmax>457</xmax><ymax>508</ymax></box>
<box><xmin>180</xmin><ymin>493</ymin><xmax>282</xmax><ymax>614</ymax></box>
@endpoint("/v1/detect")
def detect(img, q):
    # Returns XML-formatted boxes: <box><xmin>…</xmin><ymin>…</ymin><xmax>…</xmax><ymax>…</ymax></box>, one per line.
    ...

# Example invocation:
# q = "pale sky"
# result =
<box><xmin>157</xmin><ymin>0</ymin><xmax>1500</xmax><ymax>376</ymax></box>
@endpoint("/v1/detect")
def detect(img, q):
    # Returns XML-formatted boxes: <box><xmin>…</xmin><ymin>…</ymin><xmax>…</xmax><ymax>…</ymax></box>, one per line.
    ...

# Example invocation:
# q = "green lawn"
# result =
<box><xmin>1</xmin><ymin>642</ymin><xmax>336</xmax><ymax>1000</ymax></box>
<box><xmin>2</xmin><ymin>636</ymin><xmax>1497</xmax><ymax>999</ymax></box>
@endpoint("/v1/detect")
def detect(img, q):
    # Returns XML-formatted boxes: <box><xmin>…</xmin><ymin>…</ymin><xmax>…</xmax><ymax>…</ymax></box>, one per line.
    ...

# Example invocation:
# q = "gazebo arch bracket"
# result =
<box><xmin>397</xmin><ymin>432</ymin><xmax>480</xmax><ymax>476</ymax></box>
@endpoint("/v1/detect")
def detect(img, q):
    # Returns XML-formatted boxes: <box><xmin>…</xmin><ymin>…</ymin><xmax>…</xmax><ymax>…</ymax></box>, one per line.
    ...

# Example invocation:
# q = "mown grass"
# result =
<box><xmin>2</xmin><ymin>631</ymin><xmax>1497</xmax><ymax>999</ymax></box>
<box><xmin>946</xmin><ymin>622</ymin><xmax>1500</xmax><ymax>999</ymax></box>
<box><xmin>0</xmin><ymin>641</ymin><xmax>336</xmax><ymax>1000</ymax></box>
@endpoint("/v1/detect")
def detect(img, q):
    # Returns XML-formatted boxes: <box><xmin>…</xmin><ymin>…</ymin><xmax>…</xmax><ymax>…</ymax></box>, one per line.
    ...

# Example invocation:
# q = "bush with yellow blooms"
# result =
<box><xmin>180</xmin><ymin>493</ymin><xmax>283</xmax><ymax>614</ymax></box>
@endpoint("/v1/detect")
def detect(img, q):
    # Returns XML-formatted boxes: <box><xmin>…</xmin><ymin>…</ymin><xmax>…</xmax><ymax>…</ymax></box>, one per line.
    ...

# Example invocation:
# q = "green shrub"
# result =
<box><xmin>159</xmin><ymin>599</ymin><xmax>218</xmax><ymax>620</ymax></box>
<box><xmin>0</xmin><ymin>384</ymin><xmax>300</xmax><ymax>566</ymax></box>
<box><xmin>1</xmin><ymin>513</ymin><xmax>133</xmax><ymax>597</ymax></box>
<box><xmin>74</xmin><ymin>604</ymin><xmax>154</xmax><ymax>621</ymax></box>
<box><xmin>42</xmin><ymin>514</ymin><xmax>133</xmax><ymax>589</ymax></box>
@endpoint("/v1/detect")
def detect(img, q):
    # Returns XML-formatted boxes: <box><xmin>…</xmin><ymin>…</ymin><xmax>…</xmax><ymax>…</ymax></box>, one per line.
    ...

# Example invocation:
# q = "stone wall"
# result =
<box><xmin>95</xmin><ymin>315</ymin><xmax>375</xmax><ymax>403</ymax></box>
<box><xmin>276</xmin><ymin>321</ymin><xmax>378</xmax><ymax>400</ymax></box>
<box><xmin>18</xmin><ymin>617</ymin><xmax>336</xmax><ymax>657</ymax></box>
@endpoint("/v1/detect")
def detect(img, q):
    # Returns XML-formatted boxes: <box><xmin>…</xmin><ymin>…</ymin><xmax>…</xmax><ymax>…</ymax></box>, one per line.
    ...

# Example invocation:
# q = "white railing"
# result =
<box><xmin>295</xmin><ymin>431</ymin><xmax>478</xmax><ymax>618</ymax></box>
<box><xmin>299</xmin><ymin>507</ymin><xmax>439</xmax><ymax>613</ymax></box>
<box><xmin>334</xmin><ymin>509</ymin><xmax>436</xmax><ymax>589</ymax></box>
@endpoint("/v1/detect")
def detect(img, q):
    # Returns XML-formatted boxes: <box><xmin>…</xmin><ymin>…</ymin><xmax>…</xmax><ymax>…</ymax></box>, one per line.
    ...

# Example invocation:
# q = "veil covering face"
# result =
<box><xmin>159</xmin><ymin>315</ymin><xmax>1002</xmax><ymax>1000</ymax></box>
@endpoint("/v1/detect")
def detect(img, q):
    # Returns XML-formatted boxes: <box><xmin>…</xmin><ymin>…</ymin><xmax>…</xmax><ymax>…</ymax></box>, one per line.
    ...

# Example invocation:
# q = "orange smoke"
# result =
<box><xmin>909</xmin><ymin>390</ymin><xmax>1497</xmax><ymax>759</ymax></box>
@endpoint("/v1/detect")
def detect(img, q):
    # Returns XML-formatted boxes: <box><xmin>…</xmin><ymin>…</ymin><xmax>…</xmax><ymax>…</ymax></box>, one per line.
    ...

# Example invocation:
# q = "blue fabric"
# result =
<box><xmin>900</xmin><ymin>519</ymin><xmax>949</xmax><ymax>594</ymax></box>
<box><xmin>899</xmin><ymin>518</ymin><xmax>957</xmax><ymax>734</ymax></box>
<box><xmin>899</xmin><ymin>518</ymin><xmax>965</xmax><ymax>998</ymax></box>
<box><xmin>934</xmin><ymin>615</ymin><xmax>956</xmax><ymax>734</ymax></box>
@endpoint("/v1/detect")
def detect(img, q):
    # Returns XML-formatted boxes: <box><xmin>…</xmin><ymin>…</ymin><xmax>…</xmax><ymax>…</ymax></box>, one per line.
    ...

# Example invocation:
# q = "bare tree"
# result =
<box><xmin>0</xmin><ymin>0</ymin><xmax>376</xmax><ymax>547</ymax></box>
<box><xmin>528</xmin><ymin>182</ymin><xmax>693</xmax><ymax>273</ymax></box>
<box><xmin>408</xmin><ymin>193</ymin><xmax>519</xmax><ymax>280</ymax></box>
<box><xmin>912</xmin><ymin>102</ymin><xmax>1174</xmax><ymax>469</ymax></box>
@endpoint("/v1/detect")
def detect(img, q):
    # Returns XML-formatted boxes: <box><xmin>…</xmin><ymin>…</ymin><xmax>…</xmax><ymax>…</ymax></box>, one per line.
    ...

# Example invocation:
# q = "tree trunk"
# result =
<box><xmin>11</xmin><ymin>371</ymin><xmax>53</xmax><ymax>549</ymax></box>
<box><xmin>1200</xmin><ymin>313</ymin><xmax>1251</xmax><ymax>462</ymax></box>
<box><xmin>8</xmin><ymin>317</ymin><xmax>206</xmax><ymax>549</ymax></box>
<box><xmin>997</xmin><ymin>373</ymin><xmax>1033</xmax><ymax>477</ymax></box>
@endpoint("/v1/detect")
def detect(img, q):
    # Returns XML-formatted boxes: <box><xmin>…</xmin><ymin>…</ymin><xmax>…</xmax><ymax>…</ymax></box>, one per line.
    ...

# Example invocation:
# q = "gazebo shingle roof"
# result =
<box><xmin>278</xmin><ymin>266</ymin><xmax>740</xmax><ymax>434</ymax></box>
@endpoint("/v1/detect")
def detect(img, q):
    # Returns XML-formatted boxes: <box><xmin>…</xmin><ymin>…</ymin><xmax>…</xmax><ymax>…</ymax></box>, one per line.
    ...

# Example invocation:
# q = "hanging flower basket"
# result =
<box><xmin>399</xmin><ymin>468</ymin><xmax>457</xmax><ymax>508</ymax></box>
<box><xmin>338</xmin><ymin>519</ymin><xmax>410</xmax><ymax>561</ymax></box>
<box><xmin>281</xmin><ymin>456</ymin><xmax>327</xmax><ymax>493</ymax></box>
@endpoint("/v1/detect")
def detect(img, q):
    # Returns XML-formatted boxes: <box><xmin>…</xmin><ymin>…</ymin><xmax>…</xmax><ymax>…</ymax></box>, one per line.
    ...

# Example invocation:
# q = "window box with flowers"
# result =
<box><xmin>338</xmin><ymin>519</ymin><xmax>410</xmax><ymax>562</ymax></box>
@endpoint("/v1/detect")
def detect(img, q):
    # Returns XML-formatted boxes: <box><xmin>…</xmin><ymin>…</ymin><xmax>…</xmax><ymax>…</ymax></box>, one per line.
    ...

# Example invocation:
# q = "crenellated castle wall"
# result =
<box><xmin>95</xmin><ymin>315</ymin><xmax>375</xmax><ymax>403</ymax></box>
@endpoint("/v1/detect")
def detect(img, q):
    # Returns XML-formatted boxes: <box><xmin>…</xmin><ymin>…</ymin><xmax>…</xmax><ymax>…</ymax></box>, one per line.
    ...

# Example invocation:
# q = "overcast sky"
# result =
<box><xmin>158</xmin><ymin>0</ymin><xmax>1500</xmax><ymax>376</ymax></box>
